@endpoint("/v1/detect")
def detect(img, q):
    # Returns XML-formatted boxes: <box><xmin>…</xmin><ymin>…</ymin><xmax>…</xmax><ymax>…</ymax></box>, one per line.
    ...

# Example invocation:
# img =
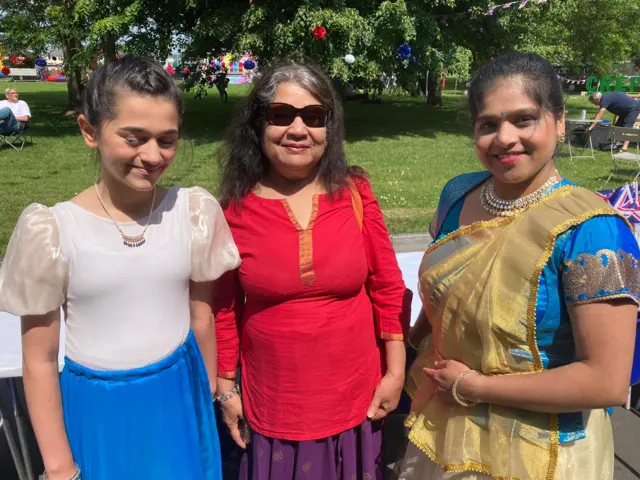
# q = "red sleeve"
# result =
<box><xmin>354</xmin><ymin>177</ymin><xmax>412</xmax><ymax>340</ymax></box>
<box><xmin>213</xmin><ymin>267</ymin><xmax>245</xmax><ymax>378</ymax></box>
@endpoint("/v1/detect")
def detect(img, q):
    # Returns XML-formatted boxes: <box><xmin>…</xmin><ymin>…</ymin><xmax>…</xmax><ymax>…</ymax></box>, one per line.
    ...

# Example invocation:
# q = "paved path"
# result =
<box><xmin>391</xmin><ymin>232</ymin><xmax>431</xmax><ymax>253</ymax></box>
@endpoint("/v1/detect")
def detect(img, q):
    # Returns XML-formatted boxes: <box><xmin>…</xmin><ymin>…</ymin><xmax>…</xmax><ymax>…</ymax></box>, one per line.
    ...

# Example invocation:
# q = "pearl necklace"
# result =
<box><xmin>94</xmin><ymin>182</ymin><xmax>156</xmax><ymax>247</ymax></box>
<box><xmin>480</xmin><ymin>172</ymin><xmax>559</xmax><ymax>217</ymax></box>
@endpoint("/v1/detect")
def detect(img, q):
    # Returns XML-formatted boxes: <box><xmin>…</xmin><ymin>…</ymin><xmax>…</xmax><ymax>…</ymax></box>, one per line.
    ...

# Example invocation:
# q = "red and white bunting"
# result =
<box><xmin>486</xmin><ymin>0</ymin><xmax>547</xmax><ymax>15</ymax></box>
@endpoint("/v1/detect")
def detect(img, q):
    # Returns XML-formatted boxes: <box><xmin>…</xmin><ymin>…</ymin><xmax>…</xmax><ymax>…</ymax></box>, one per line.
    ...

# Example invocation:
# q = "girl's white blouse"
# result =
<box><xmin>0</xmin><ymin>187</ymin><xmax>240</xmax><ymax>370</ymax></box>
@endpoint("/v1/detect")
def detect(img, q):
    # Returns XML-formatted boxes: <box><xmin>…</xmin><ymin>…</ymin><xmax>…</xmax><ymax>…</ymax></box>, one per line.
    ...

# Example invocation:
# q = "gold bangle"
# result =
<box><xmin>451</xmin><ymin>369</ymin><xmax>479</xmax><ymax>407</ymax></box>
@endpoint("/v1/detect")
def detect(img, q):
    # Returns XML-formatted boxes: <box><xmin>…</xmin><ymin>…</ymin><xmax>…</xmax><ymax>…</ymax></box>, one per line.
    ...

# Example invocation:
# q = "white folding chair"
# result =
<box><xmin>605</xmin><ymin>127</ymin><xmax>640</xmax><ymax>185</ymax></box>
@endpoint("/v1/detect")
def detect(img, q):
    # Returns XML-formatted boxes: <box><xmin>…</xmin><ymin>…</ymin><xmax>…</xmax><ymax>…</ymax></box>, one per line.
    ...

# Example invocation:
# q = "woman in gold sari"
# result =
<box><xmin>398</xmin><ymin>52</ymin><xmax>640</xmax><ymax>480</ymax></box>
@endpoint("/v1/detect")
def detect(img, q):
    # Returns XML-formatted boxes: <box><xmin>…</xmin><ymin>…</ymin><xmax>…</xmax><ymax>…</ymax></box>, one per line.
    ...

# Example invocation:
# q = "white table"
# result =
<box><xmin>0</xmin><ymin>310</ymin><xmax>66</xmax><ymax>379</ymax></box>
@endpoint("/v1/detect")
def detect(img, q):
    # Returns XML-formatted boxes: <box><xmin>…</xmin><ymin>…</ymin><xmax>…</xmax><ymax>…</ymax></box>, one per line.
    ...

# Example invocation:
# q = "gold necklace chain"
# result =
<box><xmin>94</xmin><ymin>182</ymin><xmax>157</xmax><ymax>247</ymax></box>
<box><xmin>480</xmin><ymin>171</ymin><xmax>559</xmax><ymax>217</ymax></box>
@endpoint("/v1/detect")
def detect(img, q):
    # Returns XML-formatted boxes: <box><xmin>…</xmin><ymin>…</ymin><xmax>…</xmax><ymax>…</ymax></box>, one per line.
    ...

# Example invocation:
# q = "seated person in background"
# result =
<box><xmin>0</xmin><ymin>87</ymin><xmax>31</xmax><ymax>134</ymax></box>
<box><xmin>588</xmin><ymin>91</ymin><xmax>640</xmax><ymax>152</ymax></box>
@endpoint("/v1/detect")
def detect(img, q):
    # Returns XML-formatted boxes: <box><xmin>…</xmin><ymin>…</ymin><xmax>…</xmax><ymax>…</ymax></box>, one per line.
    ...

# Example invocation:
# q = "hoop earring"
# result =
<box><xmin>558</xmin><ymin>135</ymin><xmax>566</xmax><ymax>144</ymax></box>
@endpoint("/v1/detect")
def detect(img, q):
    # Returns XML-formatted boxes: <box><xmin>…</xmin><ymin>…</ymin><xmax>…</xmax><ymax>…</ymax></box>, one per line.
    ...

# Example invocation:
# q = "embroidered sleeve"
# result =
<box><xmin>563</xmin><ymin>249</ymin><xmax>640</xmax><ymax>305</ymax></box>
<box><xmin>0</xmin><ymin>204</ymin><xmax>68</xmax><ymax>316</ymax></box>
<box><xmin>562</xmin><ymin>216</ymin><xmax>640</xmax><ymax>306</ymax></box>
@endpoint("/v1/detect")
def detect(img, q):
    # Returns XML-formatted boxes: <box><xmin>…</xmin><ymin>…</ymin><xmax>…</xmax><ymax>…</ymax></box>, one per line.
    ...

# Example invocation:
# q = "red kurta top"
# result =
<box><xmin>214</xmin><ymin>177</ymin><xmax>408</xmax><ymax>441</ymax></box>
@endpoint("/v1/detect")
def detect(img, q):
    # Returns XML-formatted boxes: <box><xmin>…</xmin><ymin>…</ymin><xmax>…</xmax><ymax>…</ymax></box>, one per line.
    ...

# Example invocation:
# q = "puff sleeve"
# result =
<box><xmin>189</xmin><ymin>187</ymin><xmax>241</xmax><ymax>282</ymax></box>
<box><xmin>0</xmin><ymin>204</ymin><xmax>68</xmax><ymax>316</ymax></box>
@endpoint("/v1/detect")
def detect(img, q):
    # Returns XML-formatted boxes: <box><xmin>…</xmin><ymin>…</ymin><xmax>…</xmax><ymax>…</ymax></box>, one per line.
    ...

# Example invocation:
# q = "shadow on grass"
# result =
<box><xmin>19</xmin><ymin>87</ymin><xmax>474</xmax><ymax>145</ymax></box>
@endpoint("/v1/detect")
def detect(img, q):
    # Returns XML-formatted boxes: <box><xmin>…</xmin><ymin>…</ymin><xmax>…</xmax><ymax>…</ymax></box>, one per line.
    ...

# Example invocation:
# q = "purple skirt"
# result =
<box><xmin>239</xmin><ymin>419</ymin><xmax>383</xmax><ymax>480</ymax></box>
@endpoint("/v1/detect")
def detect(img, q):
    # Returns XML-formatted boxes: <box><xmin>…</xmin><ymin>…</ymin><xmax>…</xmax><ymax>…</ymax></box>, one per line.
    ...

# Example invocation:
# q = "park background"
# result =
<box><xmin>1</xmin><ymin>0</ymin><xmax>640</xmax><ymax>256</ymax></box>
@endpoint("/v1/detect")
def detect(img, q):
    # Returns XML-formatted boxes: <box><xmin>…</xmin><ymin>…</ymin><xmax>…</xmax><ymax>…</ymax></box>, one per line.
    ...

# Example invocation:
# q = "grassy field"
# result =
<box><xmin>0</xmin><ymin>81</ymin><xmax>630</xmax><ymax>256</ymax></box>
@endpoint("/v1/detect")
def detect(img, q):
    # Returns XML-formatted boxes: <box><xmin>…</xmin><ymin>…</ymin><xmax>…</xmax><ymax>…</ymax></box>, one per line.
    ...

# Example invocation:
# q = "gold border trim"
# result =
<box><xmin>282</xmin><ymin>196</ymin><xmax>319</xmax><ymax>286</ymax></box>
<box><xmin>405</xmin><ymin>417</ymin><xmax>520</xmax><ymax>479</ymax></box>
<box><xmin>523</xmin><ymin>199</ymin><xmax>622</xmax><ymax>480</ymax></box>
<box><xmin>381</xmin><ymin>332</ymin><xmax>404</xmax><ymax>341</ymax></box>
<box><xmin>569</xmin><ymin>292</ymin><xmax>640</xmax><ymax>307</ymax></box>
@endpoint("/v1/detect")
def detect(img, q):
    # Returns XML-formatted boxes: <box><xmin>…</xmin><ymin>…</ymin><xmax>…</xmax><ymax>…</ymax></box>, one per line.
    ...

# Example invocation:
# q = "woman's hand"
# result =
<box><xmin>422</xmin><ymin>359</ymin><xmax>482</xmax><ymax>405</ymax></box>
<box><xmin>367</xmin><ymin>370</ymin><xmax>405</xmax><ymax>420</ymax></box>
<box><xmin>219</xmin><ymin>394</ymin><xmax>247</xmax><ymax>449</ymax></box>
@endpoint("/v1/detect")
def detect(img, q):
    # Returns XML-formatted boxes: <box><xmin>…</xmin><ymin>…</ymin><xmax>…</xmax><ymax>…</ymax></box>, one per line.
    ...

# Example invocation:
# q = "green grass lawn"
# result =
<box><xmin>0</xmin><ymin>81</ymin><xmax>632</xmax><ymax>256</ymax></box>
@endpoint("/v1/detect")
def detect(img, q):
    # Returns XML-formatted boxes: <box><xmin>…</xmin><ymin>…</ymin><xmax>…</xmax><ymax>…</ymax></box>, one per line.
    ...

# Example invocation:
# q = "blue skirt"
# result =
<box><xmin>60</xmin><ymin>331</ymin><xmax>222</xmax><ymax>480</ymax></box>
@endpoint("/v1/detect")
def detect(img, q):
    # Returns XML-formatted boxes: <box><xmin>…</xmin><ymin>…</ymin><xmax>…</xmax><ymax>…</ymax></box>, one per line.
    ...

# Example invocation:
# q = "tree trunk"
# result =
<box><xmin>102</xmin><ymin>32</ymin><xmax>117</xmax><ymax>62</ymax></box>
<box><xmin>62</xmin><ymin>38</ymin><xmax>83</xmax><ymax>113</ymax></box>
<box><xmin>427</xmin><ymin>70</ymin><xmax>443</xmax><ymax>106</ymax></box>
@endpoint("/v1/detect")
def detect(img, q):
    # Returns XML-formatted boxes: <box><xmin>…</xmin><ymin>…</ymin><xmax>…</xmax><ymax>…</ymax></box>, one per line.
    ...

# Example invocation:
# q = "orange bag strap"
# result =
<box><xmin>347</xmin><ymin>178</ymin><xmax>364</xmax><ymax>231</ymax></box>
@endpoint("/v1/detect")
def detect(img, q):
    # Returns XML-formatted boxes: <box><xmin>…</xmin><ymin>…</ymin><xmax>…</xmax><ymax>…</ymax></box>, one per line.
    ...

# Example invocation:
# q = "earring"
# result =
<box><xmin>558</xmin><ymin>135</ymin><xmax>566</xmax><ymax>144</ymax></box>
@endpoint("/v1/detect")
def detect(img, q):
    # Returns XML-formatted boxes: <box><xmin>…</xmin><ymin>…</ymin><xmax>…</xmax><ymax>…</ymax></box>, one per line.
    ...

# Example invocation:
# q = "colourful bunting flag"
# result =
<box><xmin>519</xmin><ymin>0</ymin><xmax>530</xmax><ymax>9</ymax></box>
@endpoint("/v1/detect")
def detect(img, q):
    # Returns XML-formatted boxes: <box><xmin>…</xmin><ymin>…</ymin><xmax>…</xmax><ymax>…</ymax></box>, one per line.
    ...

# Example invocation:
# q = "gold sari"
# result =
<box><xmin>403</xmin><ymin>186</ymin><xmax>625</xmax><ymax>480</ymax></box>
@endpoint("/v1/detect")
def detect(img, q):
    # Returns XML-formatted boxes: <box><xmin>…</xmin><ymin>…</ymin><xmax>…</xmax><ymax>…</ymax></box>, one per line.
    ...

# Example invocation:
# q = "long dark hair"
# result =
<box><xmin>468</xmin><ymin>52</ymin><xmax>564</xmax><ymax>125</ymax></box>
<box><xmin>217</xmin><ymin>58</ymin><xmax>362</xmax><ymax>206</ymax></box>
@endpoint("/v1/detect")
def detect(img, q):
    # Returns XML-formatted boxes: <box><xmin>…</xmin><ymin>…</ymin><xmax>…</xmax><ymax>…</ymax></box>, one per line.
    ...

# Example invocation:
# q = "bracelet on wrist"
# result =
<box><xmin>40</xmin><ymin>466</ymin><xmax>81</xmax><ymax>480</ymax></box>
<box><xmin>451</xmin><ymin>369</ymin><xmax>480</xmax><ymax>408</ymax></box>
<box><xmin>214</xmin><ymin>383</ymin><xmax>240</xmax><ymax>403</ymax></box>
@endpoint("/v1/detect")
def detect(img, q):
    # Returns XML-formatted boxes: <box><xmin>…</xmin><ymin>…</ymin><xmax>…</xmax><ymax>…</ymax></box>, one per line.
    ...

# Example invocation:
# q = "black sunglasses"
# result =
<box><xmin>265</xmin><ymin>102</ymin><xmax>329</xmax><ymax>128</ymax></box>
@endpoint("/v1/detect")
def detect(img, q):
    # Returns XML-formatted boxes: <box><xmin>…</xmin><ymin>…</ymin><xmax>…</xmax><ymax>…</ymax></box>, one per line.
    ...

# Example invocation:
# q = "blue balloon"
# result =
<box><xmin>0</xmin><ymin>72</ymin><xmax>4</xmax><ymax>78</ymax></box>
<box><xmin>243</xmin><ymin>60</ymin><xmax>256</xmax><ymax>70</ymax></box>
<box><xmin>397</xmin><ymin>44</ymin><xmax>412</xmax><ymax>60</ymax></box>
<box><xmin>35</xmin><ymin>58</ymin><xmax>47</xmax><ymax>67</ymax></box>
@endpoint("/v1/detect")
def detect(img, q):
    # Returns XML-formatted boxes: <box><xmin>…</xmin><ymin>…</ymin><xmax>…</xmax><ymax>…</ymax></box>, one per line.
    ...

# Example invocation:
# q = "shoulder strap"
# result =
<box><xmin>347</xmin><ymin>178</ymin><xmax>364</xmax><ymax>230</ymax></box>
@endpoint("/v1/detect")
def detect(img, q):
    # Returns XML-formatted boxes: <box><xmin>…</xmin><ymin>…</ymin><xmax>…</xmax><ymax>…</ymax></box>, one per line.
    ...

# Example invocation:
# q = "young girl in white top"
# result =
<box><xmin>0</xmin><ymin>56</ymin><xmax>240</xmax><ymax>480</ymax></box>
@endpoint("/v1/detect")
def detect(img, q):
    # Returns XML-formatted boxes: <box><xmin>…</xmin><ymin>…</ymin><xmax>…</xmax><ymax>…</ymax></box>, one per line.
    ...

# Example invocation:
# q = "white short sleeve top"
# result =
<box><xmin>0</xmin><ymin>99</ymin><xmax>31</xmax><ymax>118</ymax></box>
<box><xmin>0</xmin><ymin>187</ymin><xmax>240</xmax><ymax>370</ymax></box>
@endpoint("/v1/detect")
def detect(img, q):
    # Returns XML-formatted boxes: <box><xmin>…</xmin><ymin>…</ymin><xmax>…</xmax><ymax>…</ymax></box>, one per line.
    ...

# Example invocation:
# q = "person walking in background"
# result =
<box><xmin>0</xmin><ymin>56</ymin><xmax>240</xmax><ymax>480</ymax></box>
<box><xmin>588</xmin><ymin>91</ymin><xmax>640</xmax><ymax>151</ymax></box>
<box><xmin>215</xmin><ymin>67</ymin><xmax>229</xmax><ymax>104</ymax></box>
<box><xmin>213</xmin><ymin>59</ymin><xmax>409</xmax><ymax>480</ymax></box>
<box><xmin>398</xmin><ymin>52</ymin><xmax>639</xmax><ymax>480</ymax></box>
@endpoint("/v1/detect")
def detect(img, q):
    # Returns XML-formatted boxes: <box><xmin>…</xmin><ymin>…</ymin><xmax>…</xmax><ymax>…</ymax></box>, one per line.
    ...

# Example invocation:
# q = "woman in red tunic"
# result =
<box><xmin>213</xmin><ymin>59</ymin><xmax>409</xmax><ymax>480</ymax></box>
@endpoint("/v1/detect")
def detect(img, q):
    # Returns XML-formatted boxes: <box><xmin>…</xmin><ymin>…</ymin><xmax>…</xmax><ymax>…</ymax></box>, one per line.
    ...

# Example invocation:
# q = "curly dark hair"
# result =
<box><xmin>217</xmin><ymin>58</ymin><xmax>363</xmax><ymax>206</ymax></box>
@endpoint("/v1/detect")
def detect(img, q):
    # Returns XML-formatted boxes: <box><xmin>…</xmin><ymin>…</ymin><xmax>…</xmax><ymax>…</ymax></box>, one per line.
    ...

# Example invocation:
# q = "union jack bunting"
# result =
<box><xmin>596</xmin><ymin>182</ymin><xmax>640</xmax><ymax>226</ymax></box>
